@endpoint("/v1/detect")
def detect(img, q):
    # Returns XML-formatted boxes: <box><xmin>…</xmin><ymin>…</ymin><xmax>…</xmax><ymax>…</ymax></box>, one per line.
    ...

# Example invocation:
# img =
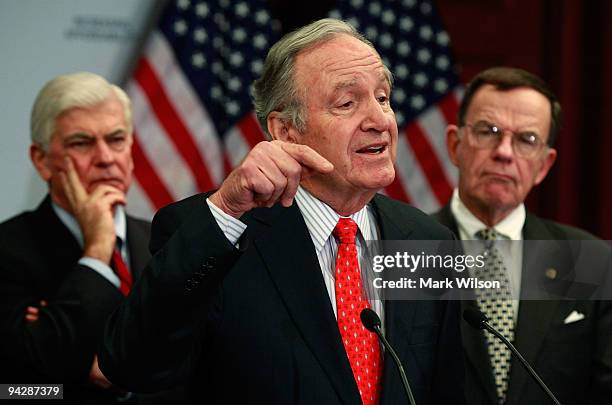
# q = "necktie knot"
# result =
<box><xmin>477</xmin><ymin>228</ymin><xmax>497</xmax><ymax>241</ymax></box>
<box><xmin>333</xmin><ymin>218</ymin><xmax>358</xmax><ymax>245</ymax></box>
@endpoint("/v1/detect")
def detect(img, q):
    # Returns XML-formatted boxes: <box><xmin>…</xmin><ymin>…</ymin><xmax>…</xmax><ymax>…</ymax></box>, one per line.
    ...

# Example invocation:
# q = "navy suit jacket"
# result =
<box><xmin>100</xmin><ymin>193</ymin><xmax>466</xmax><ymax>404</ymax></box>
<box><xmin>0</xmin><ymin>196</ymin><xmax>153</xmax><ymax>404</ymax></box>
<box><xmin>433</xmin><ymin>204</ymin><xmax>612</xmax><ymax>405</ymax></box>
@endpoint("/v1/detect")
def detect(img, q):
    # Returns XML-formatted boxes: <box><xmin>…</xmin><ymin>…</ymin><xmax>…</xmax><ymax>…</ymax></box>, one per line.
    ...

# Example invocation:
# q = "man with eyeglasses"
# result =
<box><xmin>433</xmin><ymin>67</ymin><xmax>612</xmax><ymax>405</ymax></box>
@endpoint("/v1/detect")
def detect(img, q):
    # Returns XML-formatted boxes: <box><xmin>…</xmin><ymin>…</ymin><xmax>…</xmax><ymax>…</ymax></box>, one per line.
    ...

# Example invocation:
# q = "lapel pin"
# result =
<box><xmin>545</xmin><ymin>268</ymin><xmax>557</xmax><ymax>280</ymax></box>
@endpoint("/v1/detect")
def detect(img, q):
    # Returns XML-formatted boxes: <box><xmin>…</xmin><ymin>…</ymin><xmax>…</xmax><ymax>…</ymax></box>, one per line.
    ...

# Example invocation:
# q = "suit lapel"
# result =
<box><xmin>432</xmin><ymin>203</ymin><xmax>460</xmax><ymax>238</ymax></box>
<box><xmin>505</xmin><ymin>214</ymin><xmax>568</xmax><ymax>401</ymax></box>
<box><xmin>34</xmin><ymin>196</ymin><xmax>83</xmax><ymax>272</ymax></box>
<box><xmin>369</xmin><ymin>196</ymin><xmax>421</xmax><ymax>404</ymax></box>
<box><xmin>125</xmin><ymin>217</ymin><xmax>151</xmax><ymax>281</ymax></box>
<box><xmin>436</xmin><ymin>203</ymin><xmax>499</xmax><ymax>403</ymax></box>
<box><xmin>250</xmin><ymin>204</ymin><xmax>361</xmax><ymax>405</ymax></box>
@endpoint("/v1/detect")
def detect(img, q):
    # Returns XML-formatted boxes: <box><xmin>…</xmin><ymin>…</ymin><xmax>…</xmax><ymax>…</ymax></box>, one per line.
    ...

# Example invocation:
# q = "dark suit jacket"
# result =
<box><xmin>0</xmin><ymin>196</ymin><xmax>151</xmax><ymax>404</ymax></box>
<box><xmin>100</xmin><ymin>192</ymin><xmax>466</xmax><ymax>404</ymax></box>
<box><xmin>433</xmin><ymin>204</ymin><xmax>612</xmax><ymax>405</ymax></box>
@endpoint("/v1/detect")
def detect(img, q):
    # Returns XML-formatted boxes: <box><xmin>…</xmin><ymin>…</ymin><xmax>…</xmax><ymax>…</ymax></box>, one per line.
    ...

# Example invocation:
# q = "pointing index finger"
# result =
<box><xmin>279</xmin><ymin>143</ymin><xmax>334</xmax><ymax>174</ymax></box>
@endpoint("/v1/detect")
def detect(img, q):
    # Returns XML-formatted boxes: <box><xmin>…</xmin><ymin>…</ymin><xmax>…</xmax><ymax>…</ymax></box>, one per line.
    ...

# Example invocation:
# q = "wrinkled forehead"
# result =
<box><xmin>467</xmin><ymin>85</ymin><xmax>552</xmax><ymax>134</ymax></box>
<box><xmin>295</xmin><ymin>34</ymin><xmax>390</xmax><ymax>92</ymax></box>
<box><xmin>54</xmin><ymin>98</ymin><xmax>129</xmax><ymax>136</ymax></box>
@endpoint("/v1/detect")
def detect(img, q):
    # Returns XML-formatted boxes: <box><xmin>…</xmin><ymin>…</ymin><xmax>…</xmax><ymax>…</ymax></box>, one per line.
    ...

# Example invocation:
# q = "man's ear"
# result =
<box><xmin>446</xmin><ymin>124</ymin><xmax>461</xmax><ymax>167</ymax></box>
<box><xmin>30</xmin><ymin>143</ymin><xmax>52</xmax><ymax>181</ymax></box>
<box><xmin>534</xmin><ymin>147</ymin><xmax>557</xmax><ymax>185</ymax></box>
<box><xmin>267</xmin><ymin>112</ymin><xmax>298</xmax><ymax>143</ymax></box>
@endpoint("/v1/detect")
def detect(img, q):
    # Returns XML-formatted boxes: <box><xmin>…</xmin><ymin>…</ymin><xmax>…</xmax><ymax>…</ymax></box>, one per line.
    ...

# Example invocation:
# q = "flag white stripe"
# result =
<box><xmin>145</xmin><ymin>31</ymin><xmax>225</xmax><ymax>186</ymax></box>
<box><xmin>127</xmin><ymin>178</ymin><xmax>156</xmax><ymax>220</ymax></box>
<box><xmin>224</xmin><ymin>126</ymin><xmax>251</xmax><ymax>168</ymax></box>
<box><xmin>454</xmin><ymin>87</ymin><xmax>465</xmax><ymax>102</ymax></box>
<box><xmin>129</xmin><ymin>81</ymin><xmax>196</xmax><ymax>201</ymax></box>
<box><xmin>395</xmin><ymin>134</ymin><xmax>439</xmax><ymax>213</ymax></box>
<box><xmin>417</xmin><ymin>107</ymin><xmax>458</xmax><ymax>185</ymax></box>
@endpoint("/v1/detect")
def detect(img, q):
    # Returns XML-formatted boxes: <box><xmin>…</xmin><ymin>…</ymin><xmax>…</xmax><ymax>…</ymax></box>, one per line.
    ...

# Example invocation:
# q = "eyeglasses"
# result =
<box><xmin>461</xmin><ymin>121</ymin><xmax>547</xmax><ymax>158</ymax></box>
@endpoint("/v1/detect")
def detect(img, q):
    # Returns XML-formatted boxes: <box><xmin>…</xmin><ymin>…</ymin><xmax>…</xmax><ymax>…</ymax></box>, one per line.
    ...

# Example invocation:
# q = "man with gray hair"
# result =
<box><xmin>100</xmin><ymin>18</ymin><xmax>466</xmax><ymax>404</ymax></box>
<box><xmin>0</xmin><ymin>72</ymin><xmax>159</xmax><ymax>403</ymax></box>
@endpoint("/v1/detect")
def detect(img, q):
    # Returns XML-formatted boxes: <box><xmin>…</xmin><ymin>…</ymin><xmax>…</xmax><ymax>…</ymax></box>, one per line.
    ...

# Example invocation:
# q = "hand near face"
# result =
<box><xmin>209</xmin><ymin>140</ymin><xmax>334</xmax><ymax>218</ymax></box>
<box><xmin>60</xmin><ymin>156</ymin><xmax>126</xmax><ymax>264</ymax></box>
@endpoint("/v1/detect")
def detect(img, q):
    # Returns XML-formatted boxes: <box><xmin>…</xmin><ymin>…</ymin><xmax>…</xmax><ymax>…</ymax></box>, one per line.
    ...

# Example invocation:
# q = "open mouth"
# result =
<box><xmin>356</xmin><ymin>144</ymin><xmax>387</xmax><ymax>154</ymax></box>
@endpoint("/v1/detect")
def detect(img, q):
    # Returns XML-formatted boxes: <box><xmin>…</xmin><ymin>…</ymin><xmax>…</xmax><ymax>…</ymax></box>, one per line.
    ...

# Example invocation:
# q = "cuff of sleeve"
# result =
<box><xmin>79</xmin><ymin>257</ymin><xmax>120</xmax><ymax>288</ymax></box>
<box><xmin>206</xmin><ymin>198</ymin><xmax>247</xmax><ymax>246</ymax></box>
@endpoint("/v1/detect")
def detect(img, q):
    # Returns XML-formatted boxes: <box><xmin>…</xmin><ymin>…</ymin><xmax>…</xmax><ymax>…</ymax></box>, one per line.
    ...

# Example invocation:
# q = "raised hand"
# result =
<box><xmin>209</xmin><ymin>140</ymin><xmax>333</xmax><ymax>218</ymax></box>
<box><xmin>60</xmin><ymin>156</ymin><xmax>126</xmax><ymax>264</ymax></box>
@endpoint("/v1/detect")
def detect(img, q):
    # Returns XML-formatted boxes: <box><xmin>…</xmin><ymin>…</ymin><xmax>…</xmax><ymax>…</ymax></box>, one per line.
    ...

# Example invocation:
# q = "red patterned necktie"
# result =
<box><xmin>111</xmin><ymin>244</ymin><xmax>132</xmax><ymax>296</ymax></box>
<box><xmin>333</xmin><ymin>218</ymin><xmax>382</xmax><ymax>405</ymax></box>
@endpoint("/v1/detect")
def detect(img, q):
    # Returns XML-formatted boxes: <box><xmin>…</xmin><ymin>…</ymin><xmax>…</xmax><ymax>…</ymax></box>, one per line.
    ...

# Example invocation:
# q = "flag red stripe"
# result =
<box><xmin>438</xmin><ymin>92</ymin><xmax>460</xmax><ymax>126</ymax></box>
<box><xmin>404</xmin><ymin>124</ymin><xmax>453</xmax><ymax>205</ymax></box>
<box><xmin>384</xmin><ymin>173</ymin><xmax>412</xmax><ymax>203</ymax></box>
<box><xmin>222</xmin><ymin>152</ymin><xmax>233</xmax><ymax>176</ymax></box>
<box><xmin>237</xmin><ymin>113</ymin><xmax>266</xmax><ymax>148</ymax></box>
<box><xmin>131</xmin><ymin>133</ymin><xmax>174</xmax><ymax>210</ymax></box>
<box><xmin>134</xmin><ymin>58</ymin><xmax>214</xmax><ymax>192</ymax></box>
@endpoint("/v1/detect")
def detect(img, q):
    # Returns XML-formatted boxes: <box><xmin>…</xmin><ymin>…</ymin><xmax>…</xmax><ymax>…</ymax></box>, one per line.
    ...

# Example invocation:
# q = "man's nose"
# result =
<box><xmin>93</xmin><ymin>140</ymin><xmax>114</xmax><ymax>165</ymax></box>
<box><xmin>492</xmin><ymin>132</ymin><xmax>514</xmax><ymax>161</ymax></box>
<box><xmin>361</xmin><ymin>97</ymin><xmax>389</xmax><ymax>133</ymax></box>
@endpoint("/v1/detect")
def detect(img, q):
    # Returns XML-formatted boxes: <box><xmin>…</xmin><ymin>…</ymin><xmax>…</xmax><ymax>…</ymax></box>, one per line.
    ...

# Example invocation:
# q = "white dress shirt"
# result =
<box><xmin>206</xmin><ymin>186</ymin><xmax>384</xmax><ymax>328</ymax></box>
<box><xmin>52</xmin><ymin>202</ymin><xmax>129</xmax><ymax>289</ymax></box>
<box><xmin>450</xmin><ymin>189</ymin><xmax>525</xmax><ymax>320</ymax></box>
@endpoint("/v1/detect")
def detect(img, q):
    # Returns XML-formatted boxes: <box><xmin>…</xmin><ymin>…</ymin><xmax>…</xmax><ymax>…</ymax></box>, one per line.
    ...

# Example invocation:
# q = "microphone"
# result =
<box><xmin>462</xmin><ymin>308</ymin><xmax>562</xmax><ymax>405</ymax></box>
<box><xmin>360</xmin><ymin>308</ymin><xmax>417</xmax><ymax>405</ymax></box>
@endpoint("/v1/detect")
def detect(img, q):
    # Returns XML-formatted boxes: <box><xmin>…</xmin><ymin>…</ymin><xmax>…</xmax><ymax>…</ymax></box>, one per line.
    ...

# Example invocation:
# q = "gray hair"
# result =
<box><xmin>252</xmin><ymin>18</ymin><xmax>393</xmax><ymax>139</ymax></box>
<box><xmin>30</xmin><ymin>72</ymin><xmax>132</xmax><ymax>149</ymax></box>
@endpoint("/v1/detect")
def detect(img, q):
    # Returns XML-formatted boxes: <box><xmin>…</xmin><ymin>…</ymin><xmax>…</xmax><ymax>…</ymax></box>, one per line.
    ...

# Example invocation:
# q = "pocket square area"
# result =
<box><xmin>563</xmin><ymin>310</ymin><xmax>585</xmax><ymax>324</ymax></box>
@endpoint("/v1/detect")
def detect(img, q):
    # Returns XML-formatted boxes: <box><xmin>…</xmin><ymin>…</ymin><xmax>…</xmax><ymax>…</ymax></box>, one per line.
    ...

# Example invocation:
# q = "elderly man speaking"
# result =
<box><xmin>100</xmin><ymin>18</ymin><xmax>466</xmax><ymax>405</ymax></box>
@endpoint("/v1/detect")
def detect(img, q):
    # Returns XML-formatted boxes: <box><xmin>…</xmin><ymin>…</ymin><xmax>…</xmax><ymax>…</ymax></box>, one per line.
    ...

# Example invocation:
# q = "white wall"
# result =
<box><xmin>0</xmin><ymin>0</ymin><xmax>156</xmax><ymax>221</ymax></box>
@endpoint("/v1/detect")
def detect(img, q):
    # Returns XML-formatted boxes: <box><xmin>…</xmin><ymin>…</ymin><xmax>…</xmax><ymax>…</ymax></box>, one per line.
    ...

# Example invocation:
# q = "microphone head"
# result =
<box><xmin>360</xmin><ymin>308</ymin><xmax>381</xmax><ymax>332</ymax></box>
<box><xmin>463</xmin><ymin>308</ymin><xmax>489</xmax><ymax>330</ymax></box>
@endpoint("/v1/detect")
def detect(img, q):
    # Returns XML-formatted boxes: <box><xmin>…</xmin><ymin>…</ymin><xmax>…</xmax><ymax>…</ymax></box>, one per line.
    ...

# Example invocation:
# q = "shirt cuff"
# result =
<box><xmin>79</xmin><ymin>257</ymin><xmax>120</xmax><ymax>288</ymax></box>
<box><xmin>206</xmin><ymin>198</ymin><xmax>247</xmax><ymax>246</ymax></box>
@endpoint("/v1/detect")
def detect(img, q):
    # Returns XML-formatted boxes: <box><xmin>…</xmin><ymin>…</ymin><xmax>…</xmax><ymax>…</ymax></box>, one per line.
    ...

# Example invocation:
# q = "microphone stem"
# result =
<box><xmin>373</xmin><ymin>326</ymin><xmax>417</xmax><ymax>405</ymax></box>
<box><xmin>482</xmin><ymin>322</ymin><xmax>562</xmax><ymax>405</ymax></box>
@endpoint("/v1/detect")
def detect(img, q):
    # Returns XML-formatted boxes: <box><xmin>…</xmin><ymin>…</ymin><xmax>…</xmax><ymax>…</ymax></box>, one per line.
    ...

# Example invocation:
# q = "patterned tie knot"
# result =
<box><xmin>333</xmin><ymin>218</ymin><xmax>358</xmax><ymax>245</ymax></box>
<box><xmin>476</xmin><ymin>228</ymin><xmax>497</xmax><ymax>241</ymax></box>
<box><xmin>477</xmin><ymin>228</ymin><xmax>498</xmax><ymax>250</ymax></box>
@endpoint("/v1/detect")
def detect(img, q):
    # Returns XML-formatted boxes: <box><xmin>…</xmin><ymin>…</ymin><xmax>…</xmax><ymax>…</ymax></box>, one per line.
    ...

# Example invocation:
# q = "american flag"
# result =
<box><xmin>126</xmin><ymin>0</ymin><xmax>461</xmax><ymax>218</ymax></box>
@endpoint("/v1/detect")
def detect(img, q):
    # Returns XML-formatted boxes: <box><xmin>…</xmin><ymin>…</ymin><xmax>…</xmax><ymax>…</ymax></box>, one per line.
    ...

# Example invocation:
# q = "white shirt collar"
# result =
<box><xmin>294</xmin><ymin>186</ymin><xmax>374</xmax><ymax>253</ymax></box>
<box><xmin>450</xmin><ymin>188</ymin><xmax>524</xmax><ymax>240</ymax></box>
<box><xmin>51</xmin><ymin>201</ymin><xmax>127</xmax><ymax>247</ymax></box>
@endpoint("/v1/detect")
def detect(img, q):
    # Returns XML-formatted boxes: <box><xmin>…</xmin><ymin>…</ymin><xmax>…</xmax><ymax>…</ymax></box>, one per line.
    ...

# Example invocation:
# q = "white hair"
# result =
<box><xmin>30</xmin><ymin>72</ymin><xmax>132</xmax><ymax>149</ymax></box>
